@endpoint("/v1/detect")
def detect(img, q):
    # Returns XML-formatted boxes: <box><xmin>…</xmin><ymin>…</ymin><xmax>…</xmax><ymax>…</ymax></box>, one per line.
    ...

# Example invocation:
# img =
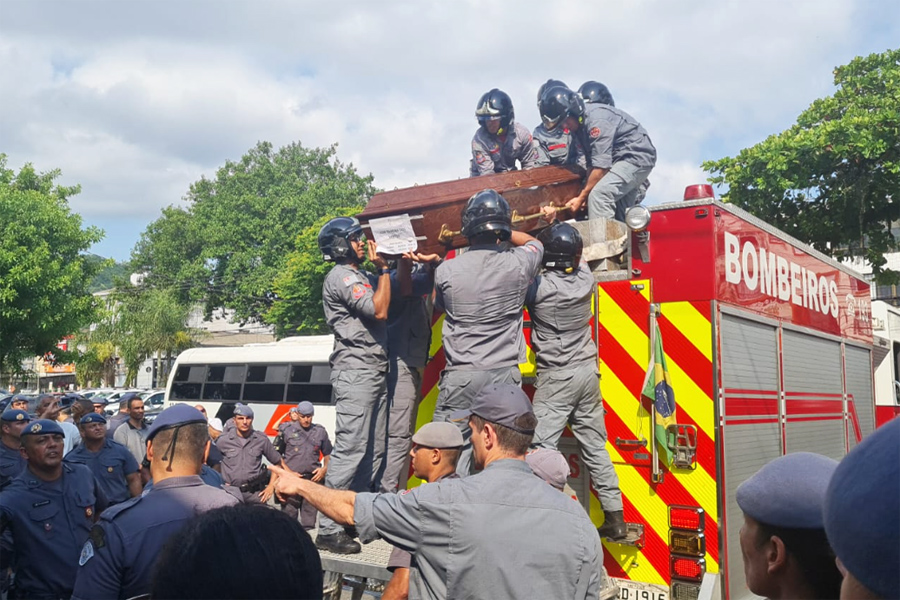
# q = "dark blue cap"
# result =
<box><xmin>80</xmin><ymin>412</ymin><xmax>107</xmax><ymax>425</ymax></box>
<box><xmin>233</xmin><ymin>403</ymin><xmax>254</xmax><ymax>418</ymax></box>
<box><xmin>146</xmin><ymin>404</ymin><xmax>207</xmax><ymax>441</ymax></box>
<box><xmin>451</xmin><ymin>384</ymin><xmax>536</xmax><ymax>434</ymax></box>
<box><xmin>736</xmin><ymin>452</ymin><xmax>838</xmax><ymax>529</ymax></box>
<box><xmin>21</xmin><ymin>419</ymin><xmax>66</xmax><ymax>438</ymax></box>
<box><xmin>824</xmin><ymin>418</ymin><xmax>900</xmax><ymax>599</ymax></box>
<box><xmin>1</xmin><ymin>409</ymin><xmax>32</xmax><ymax>423</ymax></box>
<box><xmin>92</xmin><ymin>397</ymin><xmax>110</xmax><ymax>406</ymax></box>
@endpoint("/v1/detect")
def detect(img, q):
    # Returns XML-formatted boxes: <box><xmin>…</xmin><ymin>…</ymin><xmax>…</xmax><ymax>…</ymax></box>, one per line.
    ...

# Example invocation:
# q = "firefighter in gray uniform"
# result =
<box><xmin>215</xmin><ymin>403</ymin><xmax>286</xmax><ymax>504</ymax></box>
<box><xmin>71</xmin><ymin>404</ymin><xmax>239</xmax><ymax>600</ymax></box>
<box><xmin>278</xmin><ymin>401</ymin><xmax>332</xmax><ymax>530</ymax></box>
<box><xmin>539</xmin><ymin>87</ymin><xmax>656</xmax><ymax>222</ymax></box>
<box><xmin>470</xmin><ymin>88</ymin><xmax>538</xmax><ymax>176</ymax></box>
<box><xmin>318</xmin><ymin>215</ymin><xmax>391</xmax><ymax>554</ymax></box>
<box><xmin>0</xmin><ymin>409</ymin><xmax>30</xmax><ymax>489</ymax></box>
<box><xmin>432</xmin><ymin>189</ymin><xmax>546</xmax><ymax>474</ymax></box>
<box><xmin>533</xmin><ymin>80</ymin><xmax>586</xmax><ymax>169</ymax></box>
<box><xmin>525</xmin><ymin>218</ymin><xmax>626</xmax><ymax>540</ymax></box>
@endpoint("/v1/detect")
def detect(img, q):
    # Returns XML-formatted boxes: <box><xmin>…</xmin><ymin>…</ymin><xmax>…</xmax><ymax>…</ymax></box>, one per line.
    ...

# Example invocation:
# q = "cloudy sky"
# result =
<box><xmin>2</xmin><ymin>0</ymin><xmax>897</xmax><ymax>261</ymax></box>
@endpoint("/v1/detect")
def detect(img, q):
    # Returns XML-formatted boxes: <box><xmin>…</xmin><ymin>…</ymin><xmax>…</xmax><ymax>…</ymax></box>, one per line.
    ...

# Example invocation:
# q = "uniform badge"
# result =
<box><xmin>85</xmin><ymin>506</ymin><xmax>94</xmax><ymax>518</ymax></box>
<box><xmin>589</xmin><ymin>127</ymin><xmax>601</xmax><ymax>138</ymax></box>
<box><xmin>79</xmin><ymin>540</ymin><xmax>94</xmax><ymax>566</ymax></box>
<box><xmin>342</xmin><ymin>275</ymin><xmax>354</xmax><ymax>287</ymax></box>
<box><xmin>475</xmin><ymin>152</ymin><xmax>486</xmax><ymax>164</ymax></box>
<box><xmin>15</xmin><ymin>413</ymin><xmax>24</xmax><ymax>421</ymax></box>
<box><xmin>107</xmin><ymin>466</ymin><xmax>114</xmax><ymax>473</ymax></box>
<box><xmin>352</xmin><ymin>284</ymin><xmax>365</xmax><ymax>299</ymax></box>
<box><xmin>29</xmin><ymin>422</ymin><xmax>42</xmax><ymax>434</ymax></box>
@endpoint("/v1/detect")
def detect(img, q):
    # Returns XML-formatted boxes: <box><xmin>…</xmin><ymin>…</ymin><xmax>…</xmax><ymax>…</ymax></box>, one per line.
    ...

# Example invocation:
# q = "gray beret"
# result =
<box><xmin>296</xmin><ymin>401</ymin><xmax>315</xmax><ymax>415</ymax></box>
<box><xmin>736</xmin><ymin>452</ymin><xmax>838</xmax><ymax>529</ymax></box>
<box><xmin>526</xmin><ymin>448</ymin><xmax>570</xmax><ymax>490</ymax></box>
<box><xmin>412</xmin><ymin>422</ymin><xmax>464</xmax><ymax>449</ymax></box>
<box><xmin>233</xmin><ymin>403</ymin><xmax>254</xmax><ymax>418</ymax></box>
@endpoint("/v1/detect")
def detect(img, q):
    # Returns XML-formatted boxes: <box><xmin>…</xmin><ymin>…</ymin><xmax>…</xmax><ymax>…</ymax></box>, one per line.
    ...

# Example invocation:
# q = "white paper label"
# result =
<box><xmin>368</xmin><ymin>214</ymin><xmax>418</xmax><ymax>255</ymax></box>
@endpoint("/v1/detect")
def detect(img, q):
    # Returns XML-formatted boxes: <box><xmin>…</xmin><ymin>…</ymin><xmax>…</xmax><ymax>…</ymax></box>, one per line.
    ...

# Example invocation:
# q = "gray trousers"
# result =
<box><xmin>532</xmin><ymin>362</ymin><xmax>623</xmax><ymax>512</ymax></box>
<box><xmin>380</xmin><ymin>357</ymin><xmax>423</xmax><ymax>493</ymax></box>
<box><xmin>587</xmin><ymin>161</ymin><xmax>653</xmax><ymax>222</ymax></box>
<box><xmin>318</xmin><ymin>368</ymin><xmax>388</xmax><ymax>535</ymax></box>
<box><xmin>281</xmin><ymin>492</ymin><xmax>318</xmax><ymax>530</ymax></box>
<box><xmin>432</xmin><ymin>366</ymin><xmax>521</xmax><ymax>475</ymax></box>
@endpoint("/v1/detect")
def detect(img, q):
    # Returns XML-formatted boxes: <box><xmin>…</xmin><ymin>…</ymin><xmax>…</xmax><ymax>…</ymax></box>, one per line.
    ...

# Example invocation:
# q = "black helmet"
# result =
<box><xmin>538</xmin><ymin>86</ymin><xmax>585</xmax><ymax>131</ymax></box>
<box><xmin>475</xmin><ymin>89</ymin><xmax>515</xmax><ymax>135</ymax></box>
<box><xmin>318</xmin><ymin>216</ymin><xmax>363</xmax><ymax>262</ymax></box>
<box><xmin>578</xmin><ymin>81</ymin><xmax>615</xmax><ymax>107</ymax></box>
<box><xmin>460</xmin><ymin>189</ymin><xmax>512</xmax><ymax>241</ymax></box>
<box><xmin>537</xmin><ymin>222</ymin><xmax>583</xmax><ymax>271</ymax></box>
<box><xmin>536</xmin><ymin>79</ymin><xmax>569</xmax><ymax>108</ymax></box>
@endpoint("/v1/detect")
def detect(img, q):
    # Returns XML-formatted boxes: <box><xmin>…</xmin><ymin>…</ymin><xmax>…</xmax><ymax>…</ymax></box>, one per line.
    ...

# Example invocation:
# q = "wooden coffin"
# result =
<box><xmin>356</xmin><ymin>165</ymin><xmax>584</xmax><ymax>255</ymax></box>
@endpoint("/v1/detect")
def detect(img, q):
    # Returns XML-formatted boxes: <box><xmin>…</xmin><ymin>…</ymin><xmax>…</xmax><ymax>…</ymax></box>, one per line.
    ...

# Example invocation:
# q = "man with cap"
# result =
<box><xmin>8</xmin><ymin>395</ymin><xmax>29</xmax><ymax>412</ymax></box>
<box><xmin>106</xmin><ymin>396</ymin><xmax>133</xmax><ymax>439</ymax></box>
<box><xmin>94</xmin><ymin>396</ymin><xmax>111</xmax><ymax>415</ymax></box>
<box><xmin>71</xmin><ymin>404</ymin><xmax>240</xmax><ymax>600</ymax></box>
<box><xmin>735</xmin><ymin>452</ymin><xmax>842</xmax><ymax>600</ymax></box>
<box><xmin>277</xmin><ymin>401</ymin><xmax>332</xmax><ymax>530</ymax></box>
<box><xmin>824</xmin><ymin>418</ymin><xmax>899</xmax><ymax>600</ymax></box>
<box><xmin>0</xmin><ymin>409</ymin><xmax>31</xmax><ymax>489</ymax></box>
<box><xmin>525</xmin><ymin>447</ymin><xmax>571</xmax><ymax>492</ymax></box>
<box><xmin>0</xmin><ymin>419</ymin><xmax>105</xmax><ymax>600</ymax></box>
<box><xmin>64</xmin><ymin>412</ymin><xmax>142</xmax><ymax>506</ymax></box>
<box><xmin>114</xmin><ymin>394</ymin><xmax>149</xmax><ymax>464</ymax></box>
<box><xmin>382</xmin><ymin>421</ymin><xmax>463</xmax><ymax>600</ymax></box>
<box><xmin>272</xmin><ymin>384</ymin><xmax>605</xmax><ymax>600</ymax></box>
<box><xmin>215</xmin><ymin>403</ymin><xmax>287</xmax><ymax>504</ymax></box>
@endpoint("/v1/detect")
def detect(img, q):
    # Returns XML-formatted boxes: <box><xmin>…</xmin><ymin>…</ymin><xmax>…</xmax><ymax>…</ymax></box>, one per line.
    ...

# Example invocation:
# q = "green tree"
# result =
<box><xmin>703</xmin><ymin>49</ymin><xmax>900</xmax><ymax>283</ymax></box>
<box><xmin>131</xmin><ymin>141</ymin><xmax>376</xmax><ymax>323</ymax></box>
<box><xmin>0</xmin><ymin>155</ymin><xmax>103</xmax><ymax>377</ymax></box>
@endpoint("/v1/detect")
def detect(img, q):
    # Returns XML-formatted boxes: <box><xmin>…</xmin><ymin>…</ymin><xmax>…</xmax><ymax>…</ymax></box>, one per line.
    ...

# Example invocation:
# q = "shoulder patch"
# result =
<box><xmin>589</xmin><ymin>127</ymin><xmax>601</xmax><ymax>139</ymax></box>
<box><xmin>79</xmin><ymin>540</ymin><xmax>94</xmax><ymax>566</ymax></box>
<box><xmin>474</xmin><ymin>151</ymin><xmax>486</xmax><ymax>165</ymax></box>
<box><xmin>352</xmin><ymin>284</ymin><xmax>365</xmax><ymax>299</ymax></box>
<box><xmin>342</xmin><ymin>275</ymin><xmax>354</xmax><ymax>287</ymax></box>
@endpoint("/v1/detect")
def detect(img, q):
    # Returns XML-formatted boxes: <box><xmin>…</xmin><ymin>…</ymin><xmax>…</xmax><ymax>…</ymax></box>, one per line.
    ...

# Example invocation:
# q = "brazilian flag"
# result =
<box><xmin>642</xmin><ymin>321</ymin><xmax>676</xmax><ymax>466</ymax></box>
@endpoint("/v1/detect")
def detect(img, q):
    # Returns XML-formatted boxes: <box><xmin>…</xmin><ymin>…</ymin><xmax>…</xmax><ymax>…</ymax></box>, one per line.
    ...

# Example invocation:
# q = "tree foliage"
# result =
<box><xmin>131</xmin><ymin>141</ymin><xmax>376</xmax><ymax>325</ymax></box>
<box><xmin>704</xmin><ymin>49</ymin><xmax>900</xmax><ymax>283</ymax></box>
<box><xmin>0</xmin><ymin>155</ymin><xmax>103</xmax><ymax>375</ymax></box>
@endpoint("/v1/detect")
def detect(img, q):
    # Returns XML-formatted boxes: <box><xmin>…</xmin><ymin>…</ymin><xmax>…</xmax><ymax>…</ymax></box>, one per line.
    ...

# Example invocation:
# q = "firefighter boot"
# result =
<box><xmin>597</xmin><ymin>510</ymin><xmax>627</xmax><ymax>541</ymax></box>
<box><xmin>315</xmin><ymin>531</ymin><xmax>361</xmax><ymax>554</ymax></box>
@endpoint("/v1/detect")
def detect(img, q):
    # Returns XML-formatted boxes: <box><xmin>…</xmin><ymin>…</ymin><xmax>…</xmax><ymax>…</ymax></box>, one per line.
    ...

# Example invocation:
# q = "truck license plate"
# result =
<box><xmin>617</xmin><ymin>580</ymin><xmax>669</xmax><ymax>600</ymax></box>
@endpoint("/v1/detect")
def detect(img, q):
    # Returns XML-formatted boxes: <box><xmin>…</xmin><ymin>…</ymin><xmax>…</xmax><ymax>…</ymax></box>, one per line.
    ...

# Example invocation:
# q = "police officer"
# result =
<box><xmin>8</xmin><ymin>396</ymin><xmax>29</xmax><ymax>412</ymax></box>
<box><xmin>525</xmin><ymin>218</ymin><xmax>627</xmax><ymax>540</ymax></box>
<box><xmin>72</xmin><ymin>404</ymin><xmax>239</xmax><ymax>600</ymax></box>
<box><xmin>432</xmin><ymin>189</ymin><xmax>546</xmax><ymax>474</ymax></box>
<box><xmin>539</xmin><ymin>87</ymin><xmax>656</xmax><ymax>222</ymax></box>
<box><xmin>93</xmin><ymin>396</ymin><xmax>110</xmax><ymax>415</ymax></box>
<box><xmin>317</xmin><ymin>216</ymin><xmax>391</xmax><ymax>554</ymax></box>
<box><xmin>272</xmin><ymin>384</ymin><xmax>606</xmax><ymax>600</ymax></box>
<box><xmin>0</xmin><ymin>419</ymin><xmax>105</xmax><ymax>600</ymax></box>
<box><xmin>533</xmin><ymin>80</ymin><xmax>586</xmax><ymax>169</ymax></box>
<box><xmin>0</xmin><ymin>409</ymin><xmax>30</xmax><ymax>489</ymax></box>
<box><xmin>470</xmin><ymin>88</ymin><xmax>538</xmax><ymax>176</ymax></box>
<box><xmin>276</xmin><ymin>401</ymin><xmax>332</xmax><ymax>530</ymax></box>
<box><xmin>215</xmin><ymin>403</ymin><xmax>286</xmax><ymax>504</ymax></box>
<box><xmin>64</xmin><ymin>412</ymin><xmax>142</xmax><ymax>506</ymax></box>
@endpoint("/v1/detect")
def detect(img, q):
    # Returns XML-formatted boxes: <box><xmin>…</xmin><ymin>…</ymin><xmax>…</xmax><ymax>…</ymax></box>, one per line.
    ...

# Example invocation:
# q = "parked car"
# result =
<box><xmin>141</xmin><ymin>390</ymin><xmax>166</xmax><ymax>423</ymax></box>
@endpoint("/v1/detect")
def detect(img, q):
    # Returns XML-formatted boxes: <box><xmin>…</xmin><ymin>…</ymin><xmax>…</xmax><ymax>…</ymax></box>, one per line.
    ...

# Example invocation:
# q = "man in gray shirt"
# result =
<box><xmin>432</xmin><ymin>189</ymin><xmax>547</xmax><ymax>474</ymax></box>
<box><xmin>533</xmin><ymin>80</ymin><xmax>586</xmax><ymax>169</ymax></box>
<box><xmin>113</xmin><ymin>395</ymin><xmax>149</xmax><ymax>465</ymax></box>
<box><xmin>526</xmin><ymin>218</ymin><xmax>626</xmax><ymax>541</ymax></box>
<box><xmin>271</xmin><ymin>384</ymin><xmax>605</xmax><ymax>600</ymax></box>
<box><xmin>317</xmin><ymin>216</ymin><xmax>391</xmax><ymax>554</ymax></box>
<box><xmin>470</xmin><ymin>88</ymin><xmax>538</xmax><ymax>177</ymax></box>
<box><xmin>215</xmin><ymin>403</ymin><xmax>285</xmax><ymax>504</ymax></box>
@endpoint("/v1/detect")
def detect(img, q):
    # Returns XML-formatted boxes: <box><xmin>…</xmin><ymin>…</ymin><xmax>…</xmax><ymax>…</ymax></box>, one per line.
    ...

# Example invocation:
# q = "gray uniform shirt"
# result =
<box><xmin>278</xmin><ymin>422</ymin><xmax>333</xmax><ymax>474</ymax></box>
<box><xmin>533</xmin><ymin>124</ymin><xmax>586</xmax><ymax>169</ymax></box>
<box><xmin>323</xmin><ymin>263</ymin><xmax>388</xmax><ymax>371</ymax></box>
<box><xmin>434</xmin><ymin>241</ymin><xmax>543</xmax><ymax>369</ymax></box>
<box><xmin>215</xmin><ymin>428</ymin><xmax>282</xmax><ymax>486</ymax></box>
<box><xmin>355</xmin><ymin>459</ymin><xmax>603</xmax><ymax>600</ymax></box>
<box><xmin>525</xmin><ymin>262</ymin><xmax>597</xmax><ymax>371</ymax></box>
<box><xmin>470</xmin><ymin>122</ymin><xmax>538</xmax><ymax>176</ymax></box>
<box><xmin>578</xmin><ymin>103</ymin><xmax>657</xmax><ymax>170</ymax></box>
<box><xmin>387</xmin><ymin>264</ymin><xmax>434</xmax><ymax>368</ymax></box>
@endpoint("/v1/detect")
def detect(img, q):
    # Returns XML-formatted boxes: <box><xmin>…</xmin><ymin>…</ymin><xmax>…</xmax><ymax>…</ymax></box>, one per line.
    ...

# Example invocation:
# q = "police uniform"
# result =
<box><xmin>381</xmin><ymin>263</ymin><xmax>434</xmax><ymax>492</ymax></box>
<box><xmin>470</xmin><ymin>122</ymin><xmax>538</xmax><ymax>177</ymax></box>
<box><xmin>320</xmin><ymin>262</ymin><xmax>389</xmax><ymax>536</ymax></box>
<box><xmin>576</xmin><ymin>103</ymin><xmax>656</xmax><ymax>221</ymax></box>
<box><xmin>432</xmin><ymin>239</ymin><xmax>543</xmax><ymax>473</ymax></box>
<box><xmin>526</xmin><ymin>261</ymin><xmax>623</xmax><ymax>513</ymax></box>
<box><xmin>215</xmin><ymin>421</ymin><xmax>282</xmax><ymax>504</ymax></box>
<box><xmin>533</xmin><ymin>124</ymin><xmax>586</xmax><ymax>169</ymax></box>
<box><xmin>72</xmin><ymin>404</ymin><xmax>239</xmax><ymax>600</ymax></box>
<box><xmin>355</xmin><ymin>459</ymin><xmax>604</xmax><ymax>600</ymax></box>
<box><xmin>0</xmin><ymin>420</ymin><xmax>103</xmax><ymax>600</ymax></box>
<box><xmin>64</xmin><ymin>438</ymin><xmax>139</xmax><ymax>507</ymax></box>
<box><xmin>0</xmin><ymin>409</ymin><xmax>29</xmax><ymax>490</ymax></box>
<box><xmin>278</xmin><ymin>416</ymin><xmax>332</xmax><ymax>529</ymax></box>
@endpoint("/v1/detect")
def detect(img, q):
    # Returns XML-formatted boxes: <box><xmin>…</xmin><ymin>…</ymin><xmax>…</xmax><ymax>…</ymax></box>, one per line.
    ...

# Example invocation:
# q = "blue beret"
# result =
<box><xmin>1</xmin><ymin>409</ymin><xmax>32</xmax><ymax>423</ymax></box>
<box><xmin>736</xmin><ymin>452</ymin><xmax>838</xmax><ymax>529</ymax></box>
<box><xmin>233</xmin><ymin>403</ymin><xmax>254</xmax><ymax>418</ymax></box>
<box><xmin>92</xmin><ymin>397</ymin><xmax>109</xmax><ymax>406</ymax></box>
<box><xmin>21</xmin><ymin>419</ymin><xmax>65</xmax><ymax>438</ymax></box>
<box><xmin>296</xmin><ymin>401</ymin><xmax>315</xmax><ymax>415</ymax></box>
<box><xmin>824</xmin><ymin>419</ymin><xmax>900</xmax><ymax>599</ymax></box>
<box><xmin>80</xmin><ymin>412</ymin><xmax>107</xmax><ymax>425</ymax></box>
<box><xmin>146</xmin><ymin>404</ymin><xmax>207</xmax><ymax>441</ymax></box>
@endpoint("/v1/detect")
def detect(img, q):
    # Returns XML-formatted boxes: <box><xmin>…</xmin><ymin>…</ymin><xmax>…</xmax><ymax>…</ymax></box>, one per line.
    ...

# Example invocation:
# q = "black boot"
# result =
<box><xmin>315</xmin><ymin>531</ymin><xmax>362</xmax><ymax>554</ymax></box>
<box><xmin>597</xmin><ymin>510</ymin><xmax>627</xmax><ymax>541</ymax></box>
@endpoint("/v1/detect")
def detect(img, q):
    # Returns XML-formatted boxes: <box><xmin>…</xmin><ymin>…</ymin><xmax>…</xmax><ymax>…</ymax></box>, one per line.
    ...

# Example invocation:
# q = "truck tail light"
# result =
<box><xmin>669</xmin><ymin>530</ymin><xmax>705</xmax><ymax>557</ymax></box>
<box><xmin>670</xmin><ymin>581</ymin><xmax>702</xmax><ymax>600</ymax></box>
<box><xmin>669</xmin><ymin>506</ymin><xmax>705</xmax><ymax>531</ymax></box>
<box><xmin>671</xmin><ymin>556</ymin><xmax>706</xmax><ymax>583</ymax></box>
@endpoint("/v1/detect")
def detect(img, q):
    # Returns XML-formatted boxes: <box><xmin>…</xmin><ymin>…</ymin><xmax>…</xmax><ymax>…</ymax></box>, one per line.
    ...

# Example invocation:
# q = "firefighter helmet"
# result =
<box><xmin>318</xmin><ymin>216</ymin><xmax>363</xmax><ymax>262</ymax></box>
<box><xmin>536</xmin><ymin>79</ymin><xmax>569</xmax><ymax>108</ymax></box>
<box><xmin>538</xmin><ymin>86</ymin><xmax>585</xmax><ymax>131</ymax></box>
<box><xmin>460</xmin><ymin>189</ymin><xmax>512</xmax><ymax>241</ymax></box>
<box><xmin>577</xmin><ymin>81</ymin><xmax>615</xmax><ymax>107</ymax></box>
<box><xmin>475</xmin><ymin>89</ymin><xmax>515</xmax><ymax>135</ymax></box>
<box><xmin>537</xmin><ymin>221</ymin><xmax>583</xmax><ymax>271</ymax></box>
